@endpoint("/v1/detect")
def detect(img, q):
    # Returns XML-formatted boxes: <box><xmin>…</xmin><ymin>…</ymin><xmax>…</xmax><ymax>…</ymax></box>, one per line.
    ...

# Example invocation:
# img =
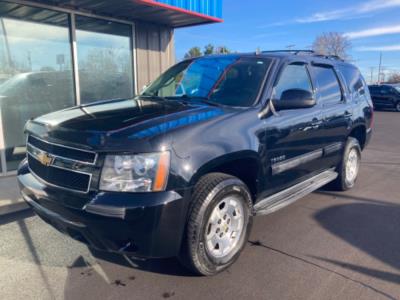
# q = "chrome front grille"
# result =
<box><xmin>26</xmin><ymin>135</ymin><xmax>97</xmax><ymax>193</ymax></box>
<box><xmin>27</xmin><ymin>135</ymin><xmax>97</xmax><ymax>164</ymax></box>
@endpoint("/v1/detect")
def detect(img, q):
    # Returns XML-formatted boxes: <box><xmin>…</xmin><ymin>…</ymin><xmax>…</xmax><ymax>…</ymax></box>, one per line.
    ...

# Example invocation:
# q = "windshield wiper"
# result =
<box><xmin>139</xmin><ymin>94</ymin><xmax>167</xmax><ymax>101</ymax></box>
<box><xmin>164</xmin><ymin>95</ymin><xmax>223</xmax><ymax>107</ymax></box>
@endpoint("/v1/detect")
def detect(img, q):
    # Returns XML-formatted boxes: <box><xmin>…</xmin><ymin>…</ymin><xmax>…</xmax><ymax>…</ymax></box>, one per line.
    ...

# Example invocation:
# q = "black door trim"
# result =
<box><xmin>271</xmin><ymin>142</ymin><xmax>344</xmax><ymax>175</ymax></box>
<box><xmin>271</xmin><ymin>149</ymin><xmax>323</xmax><ymax>175</ymax></box>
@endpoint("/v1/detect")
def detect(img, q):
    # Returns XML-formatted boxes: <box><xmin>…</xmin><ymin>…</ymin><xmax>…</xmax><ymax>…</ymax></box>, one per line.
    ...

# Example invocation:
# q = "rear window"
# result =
<box><xmin>369</xmin><ymin>86</ymin><xmax>380</xmax><ymax>93</ymax></box>
<box><xmin>338</xmin><ymin>66</ymin><xmax>359</xmax><ymax>92</ymax></box>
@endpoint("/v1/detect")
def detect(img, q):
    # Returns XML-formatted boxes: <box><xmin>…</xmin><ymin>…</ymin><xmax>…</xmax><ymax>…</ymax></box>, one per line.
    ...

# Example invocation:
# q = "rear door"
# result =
<box><xmin>376</xmin><ymin>86</ymin><xmax>394</xmax><ymax>108</ymax></box>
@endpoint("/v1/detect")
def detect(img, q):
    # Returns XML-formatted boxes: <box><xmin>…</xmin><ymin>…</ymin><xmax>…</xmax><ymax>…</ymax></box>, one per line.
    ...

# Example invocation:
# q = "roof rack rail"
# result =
<box><xmin>260</xmin><ymin>50</ymin><xmax>345</xmax><ymax>61</ymax></box>
<box><xmin>312</xmin><ymin>54</ymin><xmax>345</xmax><ymax>61</ymax></box>
<box><xmin>261</xmin><ymin>50</ymin><xmax>315</xmax><ymax>55</ymax></box>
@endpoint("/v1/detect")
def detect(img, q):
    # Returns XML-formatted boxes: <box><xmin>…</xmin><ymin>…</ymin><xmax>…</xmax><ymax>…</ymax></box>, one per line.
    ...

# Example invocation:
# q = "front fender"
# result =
<box><xmin>188</xmin><ymin>150</ymin><xmax>262</xmax><ymax>186</ymax></box>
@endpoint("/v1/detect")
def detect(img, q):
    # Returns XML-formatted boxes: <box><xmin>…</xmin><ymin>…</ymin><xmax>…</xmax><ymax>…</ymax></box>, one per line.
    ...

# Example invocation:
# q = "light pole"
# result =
<box><xmin>370</xmin><ymin>67</ymin><xmax>374</xmax><ymax>84</ymax></box>
<box><xmin>378</xmin><ymin>52</ymin><xmax>382</xmax><ymax>84</ymax></box>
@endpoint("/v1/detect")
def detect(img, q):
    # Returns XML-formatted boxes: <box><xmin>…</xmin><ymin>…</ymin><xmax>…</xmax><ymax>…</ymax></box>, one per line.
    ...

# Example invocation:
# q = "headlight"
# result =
<box><xmin>100</xmin><ymin>152</ymin><xmax>170</xmax><ymax>192</ymax></box>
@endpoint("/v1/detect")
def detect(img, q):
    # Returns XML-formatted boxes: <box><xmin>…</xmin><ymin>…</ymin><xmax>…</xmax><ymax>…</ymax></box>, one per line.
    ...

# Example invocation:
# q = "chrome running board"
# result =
<box><xmin>253</xmin><ymin>169</ymin><xmax>338</xmax><ymax>216</ymax></box>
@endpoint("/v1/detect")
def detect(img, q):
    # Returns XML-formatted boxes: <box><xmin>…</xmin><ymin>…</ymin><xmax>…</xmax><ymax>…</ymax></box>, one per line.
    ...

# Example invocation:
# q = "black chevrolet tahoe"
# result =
<box><xmin>18</xmin><ymin>51</ymin><xmax>373</xmax><ymax>276</ymax></box>
<box><xmin>368</xmin><ymin>84</ymin><xmax>400</xmax><ymax>112</ymax></box>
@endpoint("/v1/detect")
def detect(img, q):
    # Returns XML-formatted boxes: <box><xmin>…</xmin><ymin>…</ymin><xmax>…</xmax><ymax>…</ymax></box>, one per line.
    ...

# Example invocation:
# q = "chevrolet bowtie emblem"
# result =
<box><xmin>37</xmin><ymin>152</ymin><xmax>54</xmax><ymax>167</ymax></box>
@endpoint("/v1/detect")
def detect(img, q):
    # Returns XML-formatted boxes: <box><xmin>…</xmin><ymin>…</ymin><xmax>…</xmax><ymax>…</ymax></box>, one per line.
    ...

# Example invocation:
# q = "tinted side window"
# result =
<box><xmin>313</xmin><ymin>66</ymin><xmax>342</xmax><ymax>104</ymax></box>
<box><xmin>274</xmin><ymin>64</ymin><xmax>313</xmax><ymax>100</ymax></box>
<box><xmin>369</xmin><ymin>86</ymin><xmax>380</xmax><ymax>94</ymax></box>
<box><xmin>381</xmin><ymin>86</ymin><xmax>391</xmax><ymax>94</ymax></box>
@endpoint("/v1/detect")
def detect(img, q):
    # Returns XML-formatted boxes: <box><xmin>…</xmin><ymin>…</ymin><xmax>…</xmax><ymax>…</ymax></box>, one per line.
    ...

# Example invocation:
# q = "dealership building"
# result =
<box><xmin>0</xmin><ymin>0</ymin><xmax>223</xmax><ymax>176</ymax></box>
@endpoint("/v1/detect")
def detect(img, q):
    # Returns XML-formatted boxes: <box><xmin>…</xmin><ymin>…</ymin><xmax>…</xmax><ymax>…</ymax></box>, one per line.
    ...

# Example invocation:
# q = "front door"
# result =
<box><xmin>262</xmin><ymin>63</ymin><xmax>325</xmax><ymax>198</ymax></box>
<box><xmin>312</xmin><ymin>64</ymin><xmax>349</xmax><ymax>170</ymax></box>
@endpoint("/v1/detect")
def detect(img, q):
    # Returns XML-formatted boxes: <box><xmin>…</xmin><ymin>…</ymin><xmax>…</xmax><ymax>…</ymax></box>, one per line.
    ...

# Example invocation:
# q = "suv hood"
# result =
<box><xmin>26</xmin><ymin>98</ymin><xmax>228</xmax><ymax>151</ymax></box>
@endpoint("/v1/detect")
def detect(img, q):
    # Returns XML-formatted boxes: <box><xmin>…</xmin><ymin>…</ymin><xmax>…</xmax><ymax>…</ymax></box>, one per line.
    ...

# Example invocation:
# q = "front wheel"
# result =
<box><xmin>179</xmin><ymin>173</ymin><xmax>253</xmax><ymax>276</ymax></box>
<box><xmin>331</xmin><ymin>137</ymin><xmax>361</xmax><ymax>191</ymax></box>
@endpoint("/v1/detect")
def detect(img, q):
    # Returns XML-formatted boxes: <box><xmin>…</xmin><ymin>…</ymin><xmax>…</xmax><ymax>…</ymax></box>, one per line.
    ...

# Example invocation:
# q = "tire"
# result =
<box><xmin>179</xmin><ymin>173</ymin><xmax>253</xmax><ymax>276</ymax></box>
<box><xmin>331</xmin><ymin>137</ymin><xmax>361</xmax><ymax>191</ymax></box>
<box><xmin>395</xmin><ymin>102</ymin><xmax>400</xmax><ymax>112</ymax></box>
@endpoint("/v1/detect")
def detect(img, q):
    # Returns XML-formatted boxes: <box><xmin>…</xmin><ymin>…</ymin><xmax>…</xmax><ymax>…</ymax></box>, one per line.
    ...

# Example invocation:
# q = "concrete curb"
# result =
<box><xmin>0</xmin><ymin>198</ymin><xmax>29</xmax><ymax>216</ymax></box>
<box><xmin>0</xmin><ymin>175</ymin><xmax>30</xmax><ymax>216</ymax></box>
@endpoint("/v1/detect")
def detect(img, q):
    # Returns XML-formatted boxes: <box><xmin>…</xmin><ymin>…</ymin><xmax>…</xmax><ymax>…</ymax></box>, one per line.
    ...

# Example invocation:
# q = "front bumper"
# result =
<box><xmin>18</xmin><ymin>164</ymin><xmax>190</xmax><ymax>258</ymax></box>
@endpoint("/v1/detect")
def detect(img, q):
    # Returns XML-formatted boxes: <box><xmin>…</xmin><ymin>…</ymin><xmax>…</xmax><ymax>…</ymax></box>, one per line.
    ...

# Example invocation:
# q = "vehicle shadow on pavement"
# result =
<box><xmin>63</xmin><ymin>250</ymin><xmax>194</xmax><ymax>299</ymax></box>
<box><xmin>312</xmin><ymin>192</ymin><xmax>400</xmax><ymax>285</ymax></box>
<box><xmin>0</xmin><ymin>209</ymin><xmax>34</xmax><ymax>226</ymax></box>
<box><xmin>88</xmin><ymin>248</ymin><xmax>195</xmax><ymax>277</ymax></box>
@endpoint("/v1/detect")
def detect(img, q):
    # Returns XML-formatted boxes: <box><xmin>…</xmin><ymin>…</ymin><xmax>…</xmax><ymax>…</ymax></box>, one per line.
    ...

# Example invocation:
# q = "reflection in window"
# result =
<box><xmin>274</xmin><ymin>64</ymin><xmax>313</xmax><ymax>100</ymax></box>
<box><xmin>313</xmin><ymin>66</ymin><xmax>342</xmax><ymax>104</ymax></box>
<box><xmin>76</xmin><ymin>16</ymin><xmax>134</xmax><ymax>104</ymax></box>
<box><xmin>144</xmin><ymin>57</ymin><xmax>270</xmax><ymax>107</ymax></box>
<box><xmin>0</xmin><ymin>5</ymin><xmax>74</xmax><ymax>171</ymax></box>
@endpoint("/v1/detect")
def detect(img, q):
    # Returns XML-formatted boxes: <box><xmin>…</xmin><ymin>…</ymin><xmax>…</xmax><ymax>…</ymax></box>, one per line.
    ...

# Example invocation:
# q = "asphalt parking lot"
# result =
<box><xmin>1</xmin><ymin>111</ymin><xmax>399</xmax><ymax>300</ymax></box>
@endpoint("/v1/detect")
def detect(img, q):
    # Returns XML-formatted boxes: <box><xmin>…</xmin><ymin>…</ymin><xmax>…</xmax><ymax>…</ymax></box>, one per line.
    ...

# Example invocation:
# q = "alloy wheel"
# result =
<box><xmin>205</xmin><ymin>195</ymin><xmax>245</xmax><ymax>259</ymax></box>
<box><xmin>346</xmin><ymin>148</ymin><xmax>360</xmax><ymax>184</ymax></box>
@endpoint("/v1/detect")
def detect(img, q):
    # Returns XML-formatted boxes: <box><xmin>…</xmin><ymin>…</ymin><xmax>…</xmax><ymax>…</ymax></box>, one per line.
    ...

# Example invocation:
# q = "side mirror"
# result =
<box><xmin>273</xmin><ymin>89</ymin><xmax>316</xmax><ymax>110</ymax></box>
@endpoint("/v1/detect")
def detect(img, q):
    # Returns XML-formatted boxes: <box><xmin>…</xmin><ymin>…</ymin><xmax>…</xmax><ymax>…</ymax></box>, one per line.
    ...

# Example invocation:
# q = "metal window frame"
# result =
<box><xmin>0</xmin><ymin>108</ymin><xmax>6</xmax><ymax>175</ymax></box>
<box><xmin>69</xmin><ymin>13</ymin><xmax>81</xmax><ymax>105</ymax></box>
<box><xmin>0</xmin><ymin>0</ymin><xmax>138</xmax><ymax>176</ymax></box>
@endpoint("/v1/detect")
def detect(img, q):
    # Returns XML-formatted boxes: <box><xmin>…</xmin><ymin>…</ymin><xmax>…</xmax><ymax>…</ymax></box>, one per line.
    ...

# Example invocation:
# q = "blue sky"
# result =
<box><xmin>175</xmin><ymin>0</ymin><xmax>400</xmax><ymax>83</ymax></box>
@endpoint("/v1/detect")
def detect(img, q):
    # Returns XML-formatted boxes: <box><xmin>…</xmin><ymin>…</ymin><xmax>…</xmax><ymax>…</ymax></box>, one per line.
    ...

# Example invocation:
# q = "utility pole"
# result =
<box><xmin>378</xmin><ymin>52</ymin><xmax>382</xmax><ymax>84</ymax></box>
<box><xmin>370</xmin><ymin>67</ymin><xmax>374</xmax><ymax>84</ymax></box>
<box><xmin>381</xmin><ymin>67</ymin><xmax>386</xmax><ymax>83</ymax></box>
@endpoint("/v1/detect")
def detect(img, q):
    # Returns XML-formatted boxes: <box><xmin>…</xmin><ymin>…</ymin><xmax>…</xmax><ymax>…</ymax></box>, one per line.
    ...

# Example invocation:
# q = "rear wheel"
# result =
<box><xmin>395</xmin><ymin>102</ymin><xmax>400</xmax><ymax>112</ymax></box>
<box><xmin>179</xmin><ymin>173</ymin><xmax>253</xmax><ymax>276</ymax></box>
<box><xmin>331</xmin><ymin>137</ymin><xmax>361</xmax><ymax>191</ymax></box>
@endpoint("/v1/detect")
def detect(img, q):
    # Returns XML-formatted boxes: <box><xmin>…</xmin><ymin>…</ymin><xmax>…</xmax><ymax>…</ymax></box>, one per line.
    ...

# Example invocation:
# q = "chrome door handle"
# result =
<box><xmin>311</xmin><ymin>119</ymin><xmax>323</xmax><ymax>129</ymax></box>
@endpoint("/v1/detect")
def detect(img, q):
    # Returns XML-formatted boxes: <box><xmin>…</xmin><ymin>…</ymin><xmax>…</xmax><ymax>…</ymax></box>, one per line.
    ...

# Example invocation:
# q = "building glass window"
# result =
<box><xmin>75</xmin><ymin>16</ymin><xmax>134</xmax><ymax>104</ymax></box>
<box><xmin>0</xmin><ymin>3</ymin><xmax>136</xmax><ymax>175</ymax></box>
<box><xmin>0</xmin><ymin>3</ymin><xmax>75</xmax><ymax>171</ymax></box>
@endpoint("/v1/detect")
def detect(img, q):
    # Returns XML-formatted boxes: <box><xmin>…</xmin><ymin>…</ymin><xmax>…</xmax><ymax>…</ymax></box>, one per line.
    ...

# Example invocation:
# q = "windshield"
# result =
<box><xmin>394</xmin><ymin>86</ymin><xmax>400</xmax><ymax>93</ymax></box>
<box><xmin>142</xmin><ymin>56</ymin><xmax>270</xmax><ymax>107</ymax></box>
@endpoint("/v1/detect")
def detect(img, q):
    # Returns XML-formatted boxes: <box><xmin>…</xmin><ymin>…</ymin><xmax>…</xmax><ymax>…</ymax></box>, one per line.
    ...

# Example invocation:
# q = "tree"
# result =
<box><xmin>184</xmin><ymin>47</ymin><xmax>202</xmax><ymax>59</ymax></box>
<box><xmin>183</xmin><ymin>45</ymin><xmax>232</xmax><ymax>60</ymax></box>
<box><xmin>387</xmin><ymin>72</ymin><xmax>400</xmax><ymax>84</ymax></box>
<box><xmin>204</xmin><ymin>44</ymin><xmax>215</xmax><ymax>55</ymax></box>
<box><xmin>215</xmin><ymin>46</ymin><xmax>231</xmax><ymax>54</ymax></box>
<box><xmin>312</xmin><ymin>32</ymin><xmax>351</xmax><ymax>59</ymax></box>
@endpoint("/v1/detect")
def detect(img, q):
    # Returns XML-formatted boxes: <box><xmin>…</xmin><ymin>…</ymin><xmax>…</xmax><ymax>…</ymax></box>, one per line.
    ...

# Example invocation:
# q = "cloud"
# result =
<box><xmin>345</xmin><ymin>24</ymin><xmax>400</xmax><ymax>39</ymax></box>
<box><xmin>355</xmin><ymin>44</ymin><xmax>400</xmax><ymax>51</ymax></box>
<box><xmin>261</xmin><ymin>0</ymin><xmax>400</xmax><ymax>27</ymax></box>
